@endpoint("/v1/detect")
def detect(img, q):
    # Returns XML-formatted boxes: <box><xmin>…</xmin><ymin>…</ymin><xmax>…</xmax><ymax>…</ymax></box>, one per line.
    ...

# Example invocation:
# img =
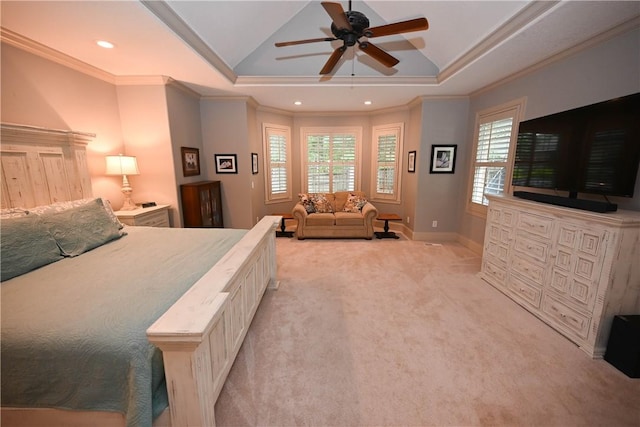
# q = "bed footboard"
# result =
<box><xmin>146</xmin><ymin>216</ymin><xmax>280</xmax><ymax>426</ymax></box>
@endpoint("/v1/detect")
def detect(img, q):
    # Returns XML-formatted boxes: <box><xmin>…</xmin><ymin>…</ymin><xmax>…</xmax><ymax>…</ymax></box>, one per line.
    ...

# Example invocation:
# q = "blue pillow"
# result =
<box><xmin>40</xmin><ymin>198</ymin><xmax>125</xmax><ymax>257</ymax></box>
<box><xmin>1</xmin><ymin>214</ymin><xmax>63</xmax><ymax>281</ymax></box>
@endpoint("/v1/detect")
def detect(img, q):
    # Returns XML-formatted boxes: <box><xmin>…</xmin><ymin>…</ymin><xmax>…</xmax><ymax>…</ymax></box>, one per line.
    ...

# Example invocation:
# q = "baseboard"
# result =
<box><xmin>456</xmin><ymin>234</ymin><xmax>484</xmax><ymax>255</ymax></box>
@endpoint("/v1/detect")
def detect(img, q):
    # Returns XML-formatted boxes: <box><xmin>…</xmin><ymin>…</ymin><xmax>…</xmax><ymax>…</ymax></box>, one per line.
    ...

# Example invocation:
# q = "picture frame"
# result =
<box><xmin>429</xmin><ymin>145</ymin><xmax>457</xmax><ymax>174</ymax></box>
<box><xmin>251</xmin><ymin>152</ymin><xmax>259</xmax><ymax>175</ymax></box>
<box><xmin>214</xmin><ymin>154</ymin><xmax>238</xmax><ymax>174</ymax></box>
<box><xmin>408</xmin><ymin>150</ymin><xmax>416</xmax><ymax>173</ymax></box>
<box><xmin>180</xmin><ymin>147</ymin><xmax>200</xmax><ymax>177</ymax></box>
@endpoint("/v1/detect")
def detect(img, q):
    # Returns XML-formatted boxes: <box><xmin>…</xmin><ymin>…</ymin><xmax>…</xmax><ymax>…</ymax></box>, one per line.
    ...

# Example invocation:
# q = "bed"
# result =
<box><xmin>0</xmin><ymin>123</ymin><xmax>280</xmax><ymax>427</ymax></box>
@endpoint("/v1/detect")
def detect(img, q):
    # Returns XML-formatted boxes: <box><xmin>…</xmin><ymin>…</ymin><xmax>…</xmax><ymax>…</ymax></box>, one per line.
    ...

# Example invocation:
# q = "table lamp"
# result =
<box><xmin>105</xmin><ymin>154</ymin><xmax>140</xmax><ymax>210</ymax></box>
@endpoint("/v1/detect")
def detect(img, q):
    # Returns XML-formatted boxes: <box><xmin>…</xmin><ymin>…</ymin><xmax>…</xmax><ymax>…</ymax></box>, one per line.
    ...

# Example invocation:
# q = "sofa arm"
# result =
<box><xmin>292</xmin><ymin>203</ymin><xmax>308</xmax><ymax>239</ymax></box>
<box><xmin>292</xmin><ymin>203</ymin><xmax>308</xmax><ymax>220</ymax></box>
<box><xmin>361</xmin><ymin>202</ymin><xmax>378</xmax><ymax>237</ymax></box>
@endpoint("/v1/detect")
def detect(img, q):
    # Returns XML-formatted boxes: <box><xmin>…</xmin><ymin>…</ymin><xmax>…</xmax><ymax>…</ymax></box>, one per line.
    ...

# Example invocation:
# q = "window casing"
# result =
<box><xmin>466</xmin><ymin>98</ymin><xmax>526</xmax><ymax>217</ymax></box>
<box><xmin>262</xmin><ymin>123</ymin><xmax>292</xmax><ymax>204</ymax></box>
<box><xmin>371</xmin><ymin>123</ymin><xmax>404</xmax><ymax>202</ymax></box>
<box><xmin>301</xmin><ymin>127</ymin><xmax>362</xmax><ymax>193</ymax></box>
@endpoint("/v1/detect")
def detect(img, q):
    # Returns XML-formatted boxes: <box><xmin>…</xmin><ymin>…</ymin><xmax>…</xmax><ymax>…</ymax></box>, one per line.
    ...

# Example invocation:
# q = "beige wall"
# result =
<box><xmin>3</xmin><ymin>26</ymin><xmax>638</xmax><ymax>242</ymax></box>
<box><xmin>458</xmin><ymin>27</ymin><xmax>640</xmax><ymax>251</ymax></box>
<box><xmin>1</xmin><ymin>43</ymin><xmax>124</xmax><ymax>205</ymax></box>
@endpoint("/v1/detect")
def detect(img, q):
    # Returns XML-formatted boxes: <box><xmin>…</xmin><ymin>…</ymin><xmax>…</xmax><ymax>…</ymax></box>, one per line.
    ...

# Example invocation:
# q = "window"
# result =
<box><xmin>371</xmin><ymin>123</ymin><xmax>404</xmax><ymax>202</ymax></box>
<box><xmin>301</xmin><ymin>127</ymin><xmax>361</xmax><ymax>193</ymax></box>
<box><xmin>467</xmin><ymin>98</ymin><xmax>526</xmax><ymax>216</ymax></box>
<box><xmin>262</xmin><ymin>123</ymin><xmax>292</xmax><ymax>203</ymax></box>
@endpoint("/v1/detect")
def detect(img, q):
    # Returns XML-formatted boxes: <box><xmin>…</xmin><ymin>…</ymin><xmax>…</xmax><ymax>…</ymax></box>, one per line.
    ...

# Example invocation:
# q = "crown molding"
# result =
<box><xmin>140</xmin><ymin>0</ymin><xmax>237</xmax><ymax>84</ymax></box>
<box><xmin>1</xmin><ymin>27</ymin><xmax>116</xmax><ymax>84</ymax></box>
<box><xmin>438</xmin><ymin>0</ymin><xmax>561</xmax><ymax>84</ymax></box>
<box><xmin>470</xmin><ymin>15</ymin><xmax>640</xmax><ymax>97</ymax></box>
<box><xmin>235</xmin><ymin>75</ymin><xmax>438</xmax><ymax>87</ymax></box>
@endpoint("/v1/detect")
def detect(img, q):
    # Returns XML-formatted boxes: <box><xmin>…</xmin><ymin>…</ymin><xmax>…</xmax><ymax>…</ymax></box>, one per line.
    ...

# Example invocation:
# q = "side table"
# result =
<box><xmin>275</xmin><ymin>213</ymin><xmax>294</xmax><ymax>237</ymax></box>
<box><xmin>375</xmin><ymin>213</ymin><xmax>401</xmax><ymax>239</ymax></box>
<box><xmin>114</xmin><ymin>204</ymin><xmax>171</xmax><ymax>227</ymax></box>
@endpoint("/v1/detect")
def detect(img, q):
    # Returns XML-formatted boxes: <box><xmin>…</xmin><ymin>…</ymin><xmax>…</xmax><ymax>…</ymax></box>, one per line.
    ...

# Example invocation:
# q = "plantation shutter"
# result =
<box><xmin>268</xmin><ymin>131</ymin><xmax>287</xmax><ymax>195</ymax></box>
<box><xmin>263</xmin><ymin>124</ymin><xmax>291</xmax><ymax>203</ymax></box>
<box><xmin>305</xmin><ymin>130</ymin><xmax>358</xmax><ymax>193</ymax></box>
<box><xmin>376</xmin><ymin>133</ymin><xmax>397</xmax><ymax>194</ymax></box>
<box><xmin>471</xmin><ymin>117</ymin><xmax>513</xmax><ymax>205</ymax></box>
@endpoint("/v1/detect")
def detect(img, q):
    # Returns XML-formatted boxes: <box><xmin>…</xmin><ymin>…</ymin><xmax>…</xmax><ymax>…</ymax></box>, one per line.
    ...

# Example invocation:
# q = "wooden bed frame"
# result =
<box><xmin>1</xmin><ymin>123</ymin><xmax>280</xmax><ymax>427</ymax></box>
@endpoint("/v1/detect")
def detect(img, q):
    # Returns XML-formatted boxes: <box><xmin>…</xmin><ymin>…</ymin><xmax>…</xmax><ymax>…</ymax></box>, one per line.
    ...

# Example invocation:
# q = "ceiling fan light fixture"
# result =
<box><xmin>364</xmin><ymin>101</ymin><xmax>372</xmax><ymax>105</ymax></box>
<box><xmin>294</xmin><ymin>101</ymin><xmax>302</xmax><ymax>105</ymax></box>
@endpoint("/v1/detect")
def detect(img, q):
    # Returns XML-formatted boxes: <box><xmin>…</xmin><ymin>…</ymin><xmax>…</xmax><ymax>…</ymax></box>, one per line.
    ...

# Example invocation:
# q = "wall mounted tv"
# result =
<box><xmin>512</xmin><ymin>92</ymin><xmax>640</xmax><ymax>213</ymax></box>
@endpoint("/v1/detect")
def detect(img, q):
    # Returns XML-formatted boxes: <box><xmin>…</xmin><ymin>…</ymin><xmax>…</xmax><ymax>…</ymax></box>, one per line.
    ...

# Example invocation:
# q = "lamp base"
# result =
<box><xmin>120</xmin><ymin>187</ymin><xmax>137</xmax><ymax>211</ymax></box>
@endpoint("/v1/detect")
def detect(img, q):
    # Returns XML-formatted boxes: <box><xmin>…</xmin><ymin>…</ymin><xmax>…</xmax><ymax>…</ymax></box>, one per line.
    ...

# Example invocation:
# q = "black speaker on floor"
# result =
<box><xmin>604</xmin><ymin>315</ymin><xmax>640</xmax><ymax>378</ymax></box>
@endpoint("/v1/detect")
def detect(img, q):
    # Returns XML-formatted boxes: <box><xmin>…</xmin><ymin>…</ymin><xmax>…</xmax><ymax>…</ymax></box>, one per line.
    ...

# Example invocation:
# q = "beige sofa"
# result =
<box><xmin>292</xmin><ymin>191</ymin><xmax>378</xmax><ymax>239</ymax></box>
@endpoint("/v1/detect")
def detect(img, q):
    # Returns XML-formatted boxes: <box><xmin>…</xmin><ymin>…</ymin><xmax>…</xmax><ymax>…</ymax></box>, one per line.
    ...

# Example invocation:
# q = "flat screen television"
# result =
<box><xmin>512</xmin><ymin>92</ymin><xmax>640</xmax><ymax>212</ymax></box>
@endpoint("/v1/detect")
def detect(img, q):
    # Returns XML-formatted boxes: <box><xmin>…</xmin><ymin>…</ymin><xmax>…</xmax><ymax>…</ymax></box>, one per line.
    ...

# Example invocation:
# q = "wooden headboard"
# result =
<box><xmin>1</xmin><ymin>123</ymin><xmax>94</xmax><ymax>209</ymax></box>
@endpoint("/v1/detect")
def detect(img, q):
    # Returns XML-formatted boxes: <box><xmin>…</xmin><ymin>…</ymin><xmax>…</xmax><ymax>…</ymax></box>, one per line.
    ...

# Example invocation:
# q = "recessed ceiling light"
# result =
<box><xmin>96</xmin><ymin>40</ymin><xmax>114</xmax><ymax>49</ymax></box>
<box><xmin>364</xmin><ymin>101</ymin><xmax>372</xmax><ymax>105</ymax></box>
<box><xmin>294</xmin><ymin>101</ymin><xmax>302</xmax><ymax>106</ymax></box>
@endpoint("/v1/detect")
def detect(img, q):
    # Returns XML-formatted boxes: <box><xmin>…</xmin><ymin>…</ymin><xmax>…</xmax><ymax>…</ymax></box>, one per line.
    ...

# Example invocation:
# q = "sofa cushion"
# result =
<box><xmin>334</xmin><ymin>211</ymin><xmax>365</xmax><ymax>226</ymax></box>
<box><xmin>306</xmin><ymin>213</ymin><xmax>335</xmax><ymax>226</ymax></box>
<box><xmin>311</xmin><ymin>194</ymin><xmax>334</xmax><ymax>213</ymax></box>
<box><xmin>343</xmin><ymin>193</ymin><xmax>368</xmax><ymax>212</ymax></box>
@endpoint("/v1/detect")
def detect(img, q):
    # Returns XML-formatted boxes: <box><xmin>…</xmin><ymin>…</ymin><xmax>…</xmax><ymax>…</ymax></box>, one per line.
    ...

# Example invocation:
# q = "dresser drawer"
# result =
<box><xmin>508</xmin><ymin>275</ymin><xmax>542</xmax><ymax>309</ymax></box>
<box><xmin>511</xmin><ymin>256</ymin><xmax>546</xmax><ymax>287</ymax></box>
<box><xmin>517</xmin><ymin>212</ymin><xmax>554</xmax><ymax>239</ymax></box>
<box><xmin>481</xmin><ymin>260</ymin><xmax>507</xmax><ymax>291</ymax></box>
<box><xmin>514</xmin><ymin>232</ymin><xmax>550</xmax><ymax>263</ymax></box>
<box><xmin>541</xmin><ymin>294</ymin><xmax>591</xmax><ymax>340</ymax></box>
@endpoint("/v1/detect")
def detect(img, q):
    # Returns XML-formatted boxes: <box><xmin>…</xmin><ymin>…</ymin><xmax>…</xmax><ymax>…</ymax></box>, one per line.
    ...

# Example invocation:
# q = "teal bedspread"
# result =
<box><xmin>1</xmin><ymin>226</ymin><xmax>247</xmax><ymax>427</ymax></box>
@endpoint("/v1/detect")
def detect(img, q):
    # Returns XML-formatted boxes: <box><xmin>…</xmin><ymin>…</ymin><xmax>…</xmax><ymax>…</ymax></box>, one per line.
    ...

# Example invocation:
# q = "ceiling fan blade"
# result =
<box><xmin>322</xmin><ymin>2</ymin><xmax>352</xmax><ymax>31</ymax></box>
<box><xmin>275</xmin><ymin>37</ymin><xmax>336</xmax><ymax>47</ymax></box>
<box><xmin>320</xmin><ymin>45</ymin><xmax>347</xmax><ymax>75</ymax></box>
<box><xmin>358</xmin><ymin>41</ymin><xmax>399</xmax><ymax>68</ymax></box>
<box><xmin>366</xmin><ymin>17</ymin><xmax>429</xmax><ymax>38</ymax></box>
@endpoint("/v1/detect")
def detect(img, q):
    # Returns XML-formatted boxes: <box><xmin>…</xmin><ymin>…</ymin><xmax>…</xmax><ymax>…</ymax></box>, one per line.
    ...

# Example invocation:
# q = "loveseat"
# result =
<box><xmin>292</xmin><ymin>191</ymin><xmax>378</xmax><ymax>239</ymax></box>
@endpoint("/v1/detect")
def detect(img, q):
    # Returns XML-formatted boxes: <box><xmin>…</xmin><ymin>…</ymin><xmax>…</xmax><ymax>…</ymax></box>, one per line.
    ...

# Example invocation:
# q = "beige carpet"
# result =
<box><xmin>214</xmin><ymin>235</ymin><xmax>640</xmax><ymax>426</ymax></box>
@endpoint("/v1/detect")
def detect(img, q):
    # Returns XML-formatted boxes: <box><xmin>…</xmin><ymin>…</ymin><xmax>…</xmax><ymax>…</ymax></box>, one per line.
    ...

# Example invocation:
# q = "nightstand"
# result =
<box><xmin>114</xmin><ymin>204</ymin><xmax>171</xmax><ymax>227</ymax></box>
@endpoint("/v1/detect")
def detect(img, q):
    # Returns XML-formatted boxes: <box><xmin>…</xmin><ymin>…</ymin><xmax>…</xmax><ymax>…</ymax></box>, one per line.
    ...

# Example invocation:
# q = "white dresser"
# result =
<box><xmin>481</xmin><ymin>194</ymin><xmax>640</xmax><ymax>358</ymax></box>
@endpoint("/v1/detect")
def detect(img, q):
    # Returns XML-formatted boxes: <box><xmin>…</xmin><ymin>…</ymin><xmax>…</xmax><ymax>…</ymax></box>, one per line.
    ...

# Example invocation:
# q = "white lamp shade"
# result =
<box><xmin>105</xmin><ymin>155</ymin><xmax>140</xmax><ymax>176</ymax></box>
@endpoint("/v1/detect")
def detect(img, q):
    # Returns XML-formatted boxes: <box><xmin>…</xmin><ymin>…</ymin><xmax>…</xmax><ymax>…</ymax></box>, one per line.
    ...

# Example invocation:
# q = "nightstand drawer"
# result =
<box><xmin>133</xmin><ymin>210</ymin><xmax>170</xmax><ymax>227</ymax></box>
<box><xmin>115</xmin><ymin>205</ymin><xmax>170</xmax><ymax>227</ymax></box>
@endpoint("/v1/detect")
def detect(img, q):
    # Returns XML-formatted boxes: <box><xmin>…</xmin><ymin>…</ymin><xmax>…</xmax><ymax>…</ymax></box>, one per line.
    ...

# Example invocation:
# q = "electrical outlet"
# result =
<box><xmin>432</xmin><ymin>220</ymin><xmax>438</xmax><ymax>228</ymax></box>
<box><xmin>407</xmin><ymin>216</ymin><xmax>410</xmax><ymax>224</ymax></box>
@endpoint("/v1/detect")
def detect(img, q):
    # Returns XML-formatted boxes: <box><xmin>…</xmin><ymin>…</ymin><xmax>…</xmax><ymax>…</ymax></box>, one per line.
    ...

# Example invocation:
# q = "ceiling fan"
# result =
<box><xmin>275</xmin><ymin>1</ymin><xmax>429</xmax><ymax>75</ymax></box>
<box><xmin>276</xmin><ymin>0</ymin><xmax>429</xmax><ymax>74</ymax></box>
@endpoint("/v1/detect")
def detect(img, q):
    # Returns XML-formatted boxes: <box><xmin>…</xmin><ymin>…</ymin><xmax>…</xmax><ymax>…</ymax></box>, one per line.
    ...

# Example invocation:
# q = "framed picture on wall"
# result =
<box><xmin>429</xmin><ymin>145</ymin><xmax>457</xmax><ymax>174</ymax></box>
<box><xmin>251</xmin><ymin>153</ymin><xmax>259</xmax><ymax>174</ymax></box>
<box><xmin>214</xmin><ymin>154</ymin><xmax>238</xmax><ymax>174</ymax></box>
<box><xmin>181</xmin><ymin>147</ymin><xmax>200</xmax><ymax>177</ymax></box>
<box><xmin>408</xmin><ymin>151</ymin><xmax>416</xmax><ymax>173</ymax></box>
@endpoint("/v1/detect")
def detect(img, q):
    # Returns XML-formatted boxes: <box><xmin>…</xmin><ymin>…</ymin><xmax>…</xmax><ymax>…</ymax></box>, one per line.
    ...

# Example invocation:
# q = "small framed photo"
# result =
<box><xmin>408</xmin><ymin>150</ymin><xmax>416</xmax><ymax>173</ymax></box>
<box><xmin>181</xmin><ymin>147</ymin><xmax>200</xmax><ymax>177</ymax></box>
<box><xmin>215</xmin><ymin>154</ymin><xmax>238</xmax><ymax>174</ymax></box>
<box><xmin>430</xmin><ymin>145</ymin><xmax>457</xmax><ymax>174</ymax></box>
<box><xmin>251</xmin><ymin>152</ymin><xmax>259</xmax><ymax>174</ymax></box>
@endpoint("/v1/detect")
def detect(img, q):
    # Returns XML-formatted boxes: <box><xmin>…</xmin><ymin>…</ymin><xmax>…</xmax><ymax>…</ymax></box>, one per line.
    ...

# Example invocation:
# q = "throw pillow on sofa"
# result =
<box><xmin>311</xmin><ymin>194</ymin><xmax>334</xmax><ymax>213</ymax></box>
<box><xmin>298</xmin><ymin>193</ymin><xmax>316</xmax><ymax>214</ymax></box>
<box><xmin>343</xmin><ymin>193</ymin><xmax>368</xmax><ymax>213</ymax></box>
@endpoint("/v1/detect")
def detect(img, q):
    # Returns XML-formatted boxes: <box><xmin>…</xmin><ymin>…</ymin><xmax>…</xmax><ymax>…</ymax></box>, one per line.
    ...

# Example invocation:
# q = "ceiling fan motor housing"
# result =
<box><xmin>331</xmin><ymin>10</ymin><xmax>370</xmax><ymax>46</ymax></box>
